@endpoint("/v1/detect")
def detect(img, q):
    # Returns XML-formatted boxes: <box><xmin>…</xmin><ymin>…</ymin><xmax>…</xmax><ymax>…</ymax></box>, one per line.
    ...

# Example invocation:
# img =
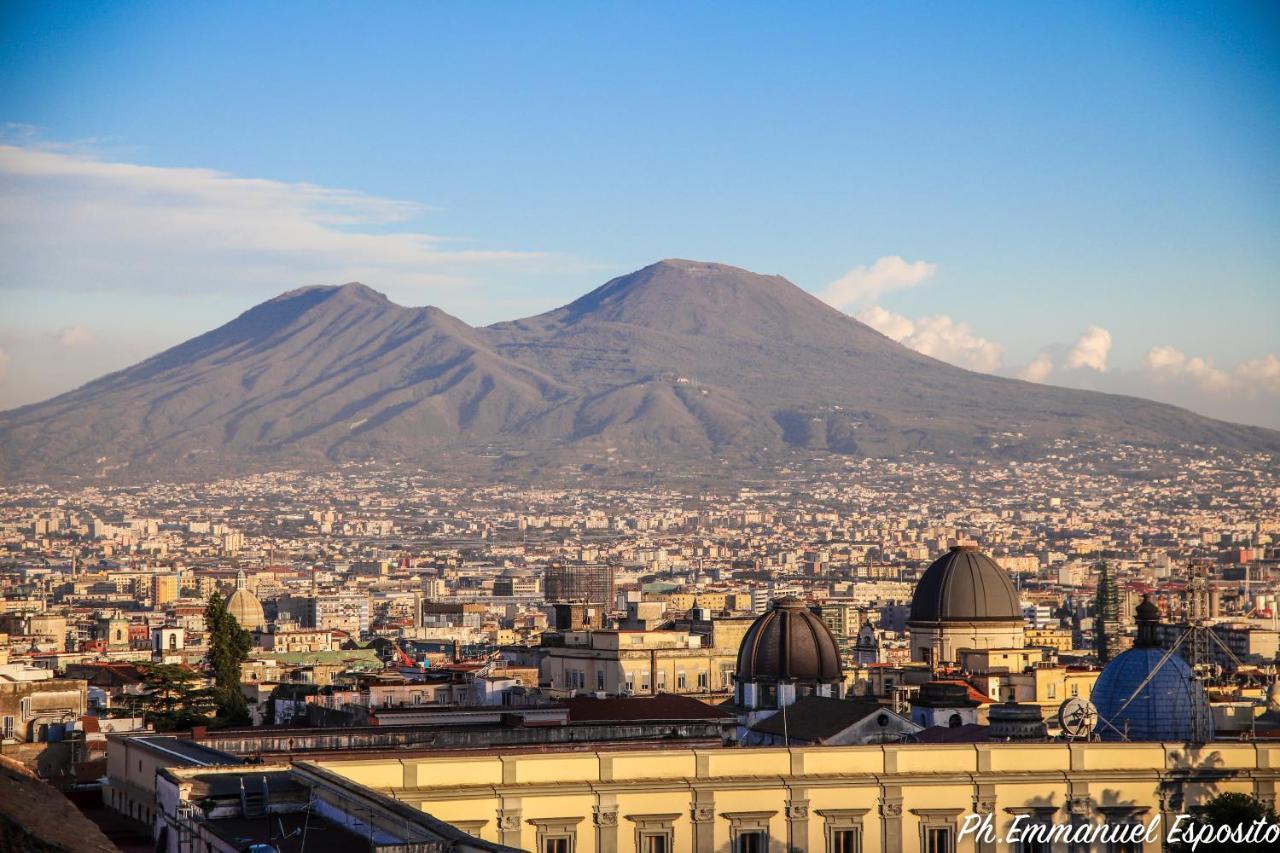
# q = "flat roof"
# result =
<box><xmin>127</xmin><ymin>736</ymin><xmax>243</xmax><ymax>767</ymax></box>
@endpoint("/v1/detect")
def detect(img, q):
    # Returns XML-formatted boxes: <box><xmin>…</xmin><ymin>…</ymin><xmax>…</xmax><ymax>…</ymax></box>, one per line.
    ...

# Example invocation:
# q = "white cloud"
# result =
<box><xmin>857</xmin><ymin>305</ymin><xmax>916</xmax><ymax>341</ymax></box>
<box><xmin>860</xmin><ymin>305</ymin><xmax>1003</xmax><ymax>373</ymax></box>
<box><xmin>1144</xmin><ymin>346</ymin><xmax>1280</xmax><ymax>396</ymax></box>
<box><xmin>820</xmin><ymin>256</ymin><xmax>937</xmax><ymax>310</ymax></box>
<box><xmin>1065</xmin><ymin>325</ymin><xmax>1112</xmax><ymax>372</ymax></box>
<box><xmin>1018</xmin><ymin>350</ymin><xmax>1055</xmax><ymax>383</ymax></box>
<box><xmin>57</xmin><ymin>325</ymin><xmax>95</xmax><ymax>348</ymax></box>
<box><xmin>0</xmin><ymin>142</ymin><xmax>586</xmax><ymax>300</ymax></box>
<box><xmin>1237</xmin><ymin>354</ymin><xmax>1280</xmax><ymax>391</ymax></box>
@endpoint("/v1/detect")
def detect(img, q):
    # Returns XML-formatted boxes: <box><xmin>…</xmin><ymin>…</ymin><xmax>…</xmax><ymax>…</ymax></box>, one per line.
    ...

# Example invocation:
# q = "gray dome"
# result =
<box><xmin>909</xmin><ymin>546</ymin><xmax>1021</xmax><ymax>623</ymax></box>
<box><xmin>737</xmin><ymin>597</ymin><xmax>843</xmax><ymax>684</ymax></box>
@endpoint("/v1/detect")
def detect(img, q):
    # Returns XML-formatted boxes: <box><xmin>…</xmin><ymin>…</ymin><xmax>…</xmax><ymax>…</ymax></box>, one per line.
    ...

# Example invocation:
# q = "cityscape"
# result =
<box><xmin>3</xmin><ymin>3</ymin><xmax>1279</xmax><ymax>853</ymax></box>
<box><xmin>2</xmin><ymin>438</ymin><xmax>1278</xmax><ymax>850</ymax></box>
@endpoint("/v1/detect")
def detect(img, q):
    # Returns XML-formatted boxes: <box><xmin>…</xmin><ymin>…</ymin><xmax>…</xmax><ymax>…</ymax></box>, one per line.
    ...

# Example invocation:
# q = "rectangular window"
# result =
<box><xmin>544</xmin><ymin>839</ymin><xmax>570</xmax><ymax>853</ymax></box>
<box><xmin>1048</xmin><ymin>684</ymin><xmax>1057</xmax><ymax>699</ymax></box>
<box><xmin>597</xmin><ymin>669</ymin><xmax>606</xmax><ymax>691</ymax></box>
<box><xmin>625</xmin><ymin>672</ymin><xmax>635</xmax><ymax>692</ymax></box>
<box><xmin>831</xmin><ymin>828</ymin><xmax>860</xmax><ymax>853</ymax></box>
<box><xmin>657</xmin><ymin>671</ymin><xmax>666</xmax><ymax>690</ymax></box>
<box><xmin>641</xmin><ymin>834</ymin><xmax>669</xmax><ymax>853</ymax></box>
<box><xmin>698</xmin><ymin>671</ymin><xmax>709</xmax><ymax>689</ymax></box>
<box><xmin>737</xmin><ymin>831</ymin><xmax>766</xmax><ymax>853</ymax></box>
<box><xmin>677</xmin><ymin>672</ymin><xmax>687</xmax><ymax>690</ymax></box>
<box><xmin>1</xmin><ymin>716</ymin><xmax>12</xmax><ymax>738</ymax></box>
<box><xmin>1070</xmin><ymin>683</ymin><xmax>1079</xmax><ymax>697</ymax></box>
<box><xmin>1015</xmin><ymin>823</ymin><xmax>1050</xmax><ymax>853</ymax></box>
<box><xmin>926</xmin><ymin>827</ymin><xmax>953</xmax><ymax>853</ymax></box>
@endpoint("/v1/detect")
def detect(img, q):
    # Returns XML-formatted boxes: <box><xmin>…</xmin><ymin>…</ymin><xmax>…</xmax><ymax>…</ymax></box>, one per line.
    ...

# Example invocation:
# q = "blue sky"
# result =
<box><xmin>1</xmin><ymin>2</ymin><xmax>1278</xmax><ymax>426</ymax></box>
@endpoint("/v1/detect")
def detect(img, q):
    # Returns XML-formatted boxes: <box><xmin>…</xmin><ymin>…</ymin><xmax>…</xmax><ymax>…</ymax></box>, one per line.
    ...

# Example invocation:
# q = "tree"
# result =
<box><xmin>205</xmin><ymin>591</ymin><xmax>252</xmax><ymax>727</ymax></box>
<box><xmin>110</xmin><ymin>662</ymin><xmax>214</xmax><ymax>732</ymax></box>
<box><xmin>1170</xmin><ymin>792</ymin><xmax>1279</xmax><ymax>852</ymax></box>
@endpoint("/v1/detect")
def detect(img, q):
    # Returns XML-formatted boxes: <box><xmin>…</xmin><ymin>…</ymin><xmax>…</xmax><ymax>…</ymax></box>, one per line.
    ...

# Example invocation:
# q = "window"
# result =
<box><xmin>698</xmin><ymin>671</ymin><xmax>709</xmax><ymax>689</ymax></box>
<box><xmin>1070</xmin><ymin>683</ymin><xmax>1079</xmax><ymax>697</ymax></box>
<box><xmin>831</xmin><ymin>828</ymin><xmax>860</xmax><ymax>853</ymax></box>
<box><xmin>625</xmin><ymin>672</ymin><xmax>635</xmax><ymax>692</ymax></box>
<box><xmin>597</xmin><ymin>669</ymin><xmax>606</xmax><ymax>691</ymax></box>
<box><xmin>913</xmin><ymin>809</ymin><xmax>962</xmax><ymax>853</ymax></box>
<box><xmin>926</xmin><ymin>827</ymin><xmax>953</xmax><ymax>853</ymax></box>
<box><xmin>819</xmin><ymin>807</ymin><xmax>868</xmax><ymax>853</ymax></box>
<box><xmin>1</xmin><ymin>716</ymin><xmax>12</xmax><ymax>739</ymax></box>
<box><xmin>531</xmin><ymin>817</ymin><xmax>581</xmax><ymax>853</ymax></box>
<box><xmin>677</xmin><ymin>671</ymin><xmax>687</xmax><ymax>690</ymax></box>
<box><xmin>656</xmin><ymin>671</ymin><xmax>666</xmax><ymax>690</ymax></box>
<box><xmin>1048</xmin><ymin>684</ymin><xmax>1056</xmax><ymax>699</ymax></box>
<box><xmin>725</xmin><ymin>811</ymin><xmax>774</xmax><ymax>853</ymax></box>
<box><xmin>640</xmin><ymin>834</ymin><xmax>668</xmax><ymax>853</ymax></box>
<box><xmin>1009</xmin><ymin>810</ymin><xmax>1056</xmax><ymax>853</ymax></box>
<box><xmin>628</xmin><ymin>813</ymin><xmax>678</xmax><ymax>853</ymax></box>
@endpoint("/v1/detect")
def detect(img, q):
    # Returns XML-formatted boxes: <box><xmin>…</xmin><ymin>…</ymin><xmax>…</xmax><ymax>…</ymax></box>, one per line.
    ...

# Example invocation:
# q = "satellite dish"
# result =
<box><xmin>1058</xmin><ymin>698</ymin><xmax>1098</xmax><ymax>740</ymax></box>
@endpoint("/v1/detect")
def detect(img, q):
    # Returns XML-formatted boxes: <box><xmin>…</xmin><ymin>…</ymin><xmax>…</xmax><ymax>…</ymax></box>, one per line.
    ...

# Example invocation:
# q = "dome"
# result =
<box><xmin>988</xmin><ymin>698</ymin><xmax>1047</xmax><ymax>742</ymax></box>
<box><xmin>226</xmin><ymin>588</ymin><xmax>265</xmax><ymax>631</ymax></box>
<box><xmin>736</xmin><ymin>597</ymin><xmax>842</xmax><ymax>684</ymax></box>
<box><xmin>1092</xmin><ymin>648</ymin><xmax>1214</xmax><ymax>742</ymax></box>
<box><xmin>909</xmin><ymin>546</ymin><xmax>1021</xmax><ymax>623</ymax></box>
<box><xmin>1092</xmin><ymin>596</ymin><xmax>1213</xmax><ymax>742</ymax></box>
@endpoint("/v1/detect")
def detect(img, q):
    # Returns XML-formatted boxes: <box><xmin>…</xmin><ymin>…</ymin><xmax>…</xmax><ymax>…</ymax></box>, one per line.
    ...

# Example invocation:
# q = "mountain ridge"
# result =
<box><xmin>1</xmin><ymin>260</ymin><xmax>1276</xmax><ymax>482</ymax></box>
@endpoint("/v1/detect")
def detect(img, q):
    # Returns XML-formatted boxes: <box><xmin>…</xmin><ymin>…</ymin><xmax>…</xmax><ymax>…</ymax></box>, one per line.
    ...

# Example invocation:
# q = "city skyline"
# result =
<box><xmin>1</xmin><ymin>3</ymin><xmax>1278</xmax><ymax>428</ymax></box>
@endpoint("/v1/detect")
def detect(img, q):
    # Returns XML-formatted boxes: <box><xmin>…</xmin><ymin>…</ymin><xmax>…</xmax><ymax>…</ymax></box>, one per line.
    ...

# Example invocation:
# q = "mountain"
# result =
<box><xmin>2</xmin><ymin>259</ymin><xmax>1277</xmax><ymax>482</ymax></box>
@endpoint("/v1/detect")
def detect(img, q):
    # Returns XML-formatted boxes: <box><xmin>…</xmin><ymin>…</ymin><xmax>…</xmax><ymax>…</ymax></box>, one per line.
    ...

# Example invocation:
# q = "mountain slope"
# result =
<box><xmin>1</xmin><ymin>260</ymin><xmax>1276</xmax><ymax>482</ymax></box>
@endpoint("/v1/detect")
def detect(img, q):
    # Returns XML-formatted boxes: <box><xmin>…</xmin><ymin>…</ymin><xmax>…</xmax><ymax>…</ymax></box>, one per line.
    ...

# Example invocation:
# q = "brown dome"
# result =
<box><xmin>736</xmin><ymin>597</ymin><xmax>843</xmax><ymax>684</ymax></box>
<box><xmin>909</xmin><ymin>546</ymin><xmax>1021</xmax><ymax>624</ymax></box>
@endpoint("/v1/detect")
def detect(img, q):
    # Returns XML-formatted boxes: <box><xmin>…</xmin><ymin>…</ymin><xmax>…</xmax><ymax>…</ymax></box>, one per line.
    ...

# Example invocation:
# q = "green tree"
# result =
<box><xmin>1170</xmin><ymin>792</ymin><xmax>1279</xmax><ymax>852</ymax></box>
<box><xmin>204</xmin><ymin>591</ymin><xmax>252</xmax><ymax>726</ymax></box>
<box><xmin>111</xmin><ymin>662</ymin><xmax>214</xmax><ymax>732</ymax></box>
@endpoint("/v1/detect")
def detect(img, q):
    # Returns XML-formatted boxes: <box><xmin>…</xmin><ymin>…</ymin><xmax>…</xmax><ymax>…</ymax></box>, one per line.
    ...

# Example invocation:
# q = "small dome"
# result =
<box><xmin>1093</xmin><ymin>597</ymin><xmax>1213</xmax><ymax>742</ymax></box>
<box><xmin>226</xmin><ymin>588</ymin><xmax>265</xmax><ymax>631</ymax></box>
<box><xmin>988</xmin><ymin>698</ymin><xmax>1047</xmax><ymax>741</ymax></box>
<box><xmin>737</xmin><ymin>597</ymin><xmax>842</xmax><ymax>683</ymax></box>
<box><xmin>1092</xmin><ymin>648</ymin><xmax>1214</xmax><ymax>742</ymax></box>
<box><xmin>909</xmin><ymin>546</ymin><xmax>1021</xmax><ymax>623</ymax></box>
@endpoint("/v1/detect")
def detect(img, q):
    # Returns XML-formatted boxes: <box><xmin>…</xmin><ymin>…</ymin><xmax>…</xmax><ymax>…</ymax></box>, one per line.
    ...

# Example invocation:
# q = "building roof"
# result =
<box><xmin>118</xmin><ymin>735</ymin><xmax>243</xmax><ymax>767</ymax></box>
<box><xmin>746</xmin><ymin>696</ymin><xmax>901</xmax><ymax>743</ymax></box>
<box><xmin>562</xmin><ymin>693</ymin><xmax>735</xmax><ymax>723</ymax></box>
<box><xmin>736</xmin><ymin>597</ymin><xmax>843</xmax><ymax>684</ymax></box>
<box><xmin>0</xmin><ymin>756</ymin><xmax>117</xmax><ymax>853</ymax></box>
<box><xmin>909</xmin><ymin>546</ymin><xmax>1022</xmax><ymax>623</ymax></box>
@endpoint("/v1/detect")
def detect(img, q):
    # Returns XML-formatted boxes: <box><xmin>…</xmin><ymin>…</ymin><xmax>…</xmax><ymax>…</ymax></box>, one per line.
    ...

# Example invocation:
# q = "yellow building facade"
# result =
<box><xmin>310</xmin><ymin>741</ymin><xmax>1280</xmax><ymax>853</ymax></box>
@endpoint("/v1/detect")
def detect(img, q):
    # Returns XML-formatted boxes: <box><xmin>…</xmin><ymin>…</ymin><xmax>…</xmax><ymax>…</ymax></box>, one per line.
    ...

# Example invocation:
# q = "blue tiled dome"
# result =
<box><xmin>1092</xmin><ymin>646</ymin><xmax>1214</xmax><ymax>742</ymax></box>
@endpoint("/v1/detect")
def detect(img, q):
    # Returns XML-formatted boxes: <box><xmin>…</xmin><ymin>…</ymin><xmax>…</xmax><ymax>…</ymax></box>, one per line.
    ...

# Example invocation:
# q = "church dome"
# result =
<box><xmin>909</xmin><ymin>546</ymin><xmax>1021</xmax><ymax>623</ymax></box>
<box><xmin>1091</xmin><ymin>596</ymin><xmax>1214</xmax><ymax>742</ymax></box>
<box><xmin>226</xmin><ymin>588</ymin><xmax>265</xmax><ymax>631</ymax></box>
<box><xmin>737</xmin><ymin>597</ymin><xmax>842</xmax><ymax>684</ymax></box>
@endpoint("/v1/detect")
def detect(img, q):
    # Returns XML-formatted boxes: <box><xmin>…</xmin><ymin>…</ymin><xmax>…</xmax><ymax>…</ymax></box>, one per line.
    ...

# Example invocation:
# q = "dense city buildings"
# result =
<box><xmin>1</xmin><ymin>445</ymin><xmax>1279</xmax><ymax>850</ymax></box>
